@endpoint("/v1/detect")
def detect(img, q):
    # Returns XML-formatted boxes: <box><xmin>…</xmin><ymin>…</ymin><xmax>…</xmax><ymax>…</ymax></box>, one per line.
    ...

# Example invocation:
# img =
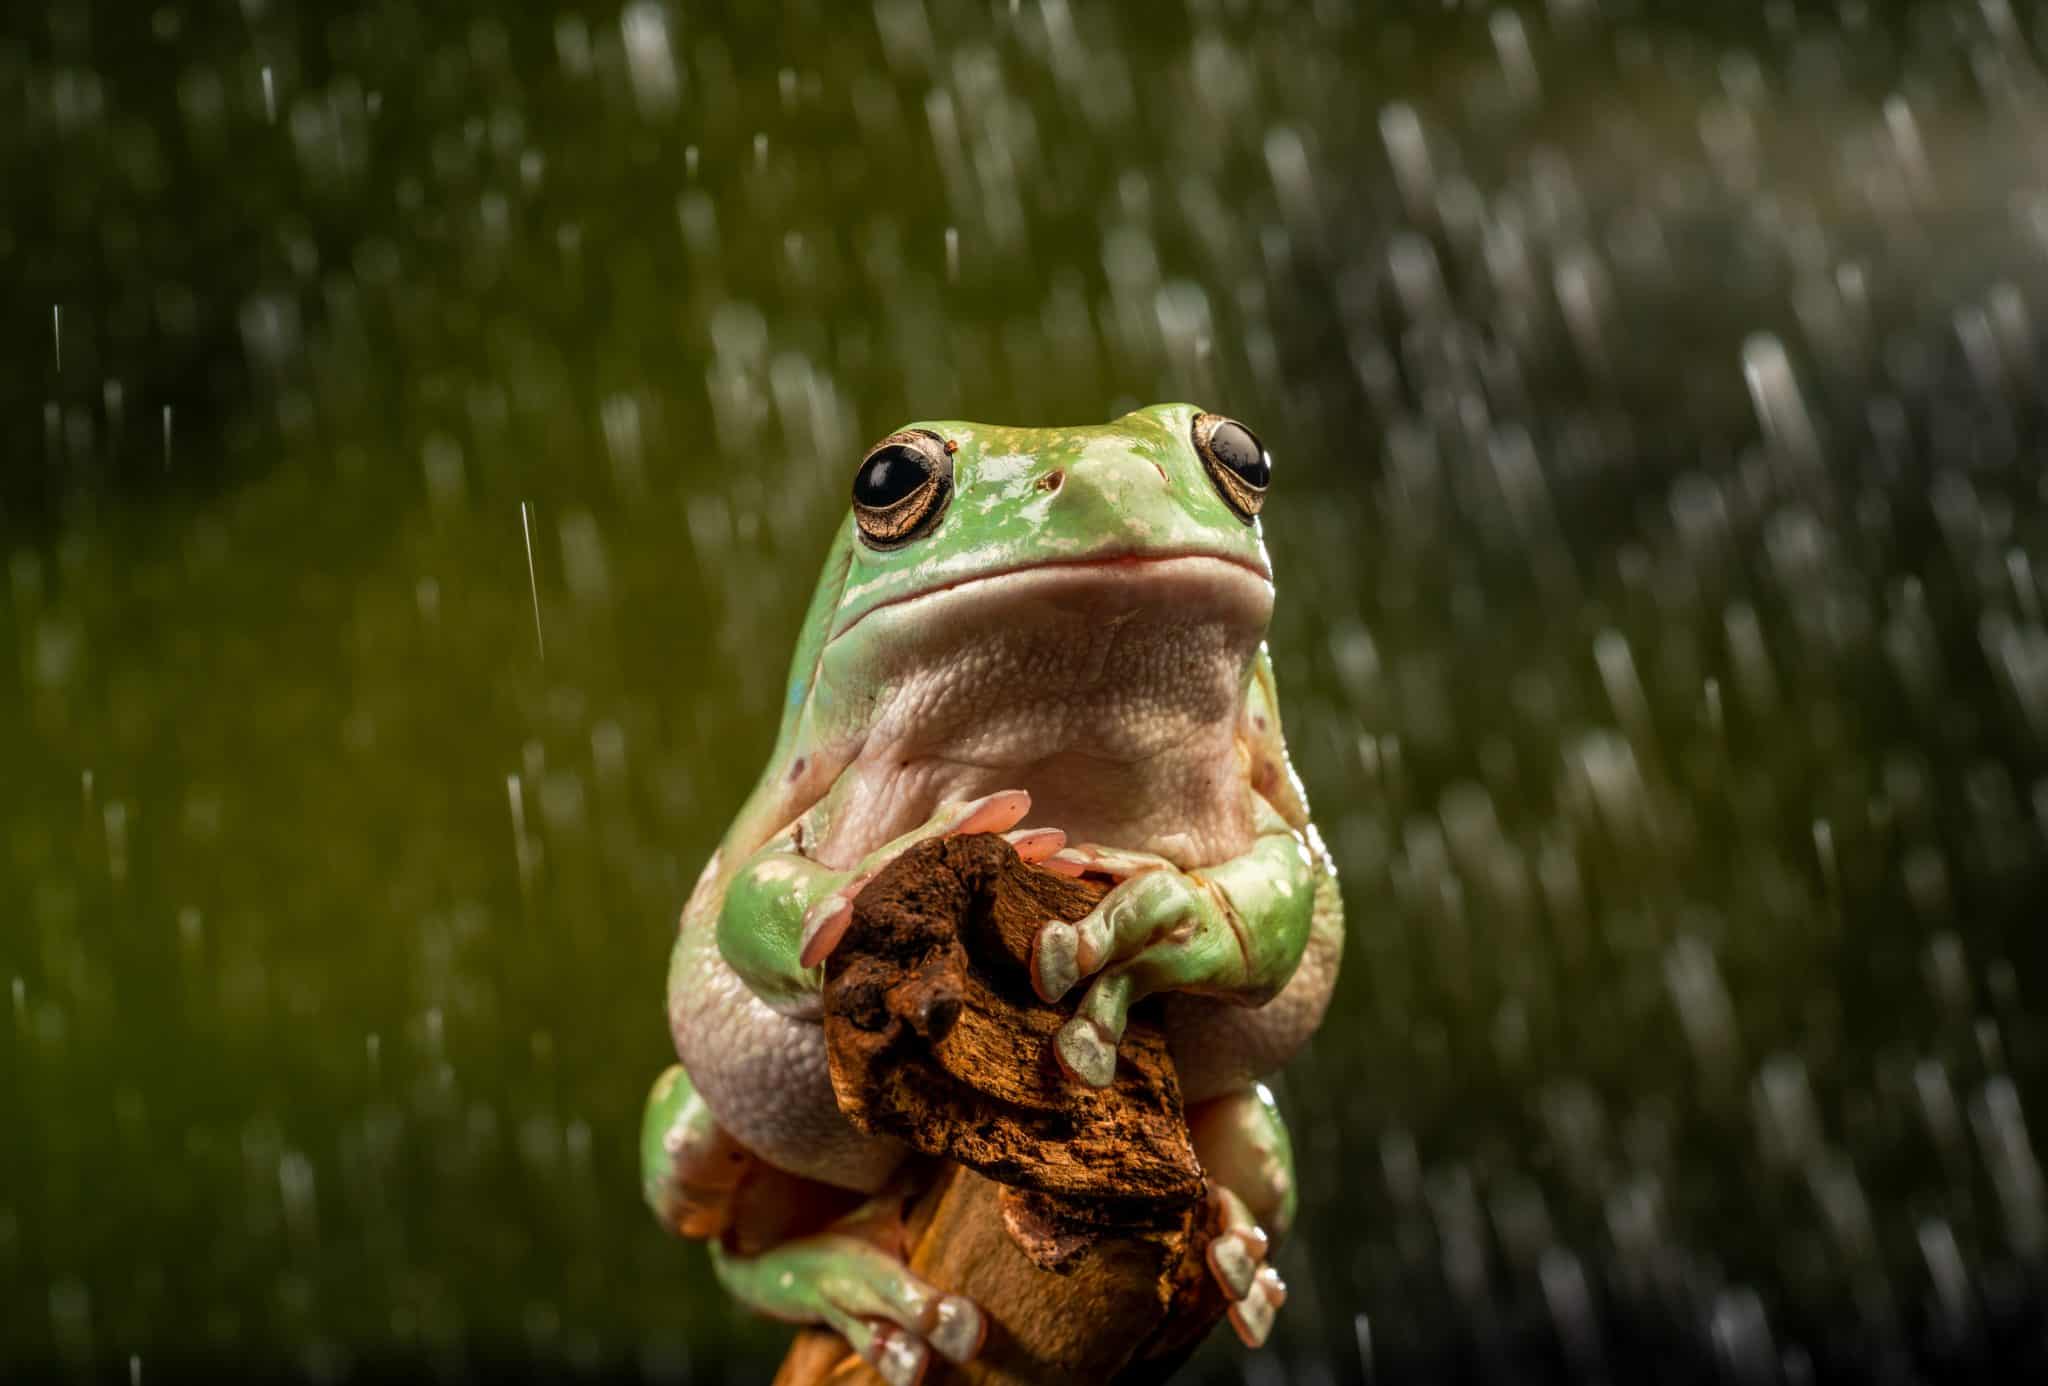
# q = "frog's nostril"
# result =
<box><xmin>1037</xmin><ymin>468</ymin><xmax>1065</xmax><ymax>494</ymax></box>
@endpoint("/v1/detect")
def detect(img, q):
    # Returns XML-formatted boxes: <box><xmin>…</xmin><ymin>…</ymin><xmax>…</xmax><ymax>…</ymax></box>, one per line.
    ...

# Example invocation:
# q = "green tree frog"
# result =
<box><xmin>642</xmin><ymin>404</ymin><xmax>1344</xmax><ymax>1382</ymax></box>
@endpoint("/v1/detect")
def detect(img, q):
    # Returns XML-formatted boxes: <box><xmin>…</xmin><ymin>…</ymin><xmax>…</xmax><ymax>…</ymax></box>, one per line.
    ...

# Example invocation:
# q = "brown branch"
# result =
<box><xmin>774</xmin><ymin>833</ymin><xmax>1230</xmax><ymax>1385</ymax></box>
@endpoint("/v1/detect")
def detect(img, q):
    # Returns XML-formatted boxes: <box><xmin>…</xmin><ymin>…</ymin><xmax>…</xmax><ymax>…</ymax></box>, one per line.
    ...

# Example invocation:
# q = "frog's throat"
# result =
<box><xmin>827</xmin><ymin>549</ymin><xmax>1274</xmax><ymax>643</ymax></box>
<box><xmin>812</xmin><ymin>553</ymin><xmax>1273</xmax><ymax>766</ymax></box>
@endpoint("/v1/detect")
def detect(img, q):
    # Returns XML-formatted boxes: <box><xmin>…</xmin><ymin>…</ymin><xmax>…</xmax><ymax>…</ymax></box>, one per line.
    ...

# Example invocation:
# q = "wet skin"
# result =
<box><xmin>643</xmin><ymin>404</ymin><xmax>1344</xmax><ymax>1381</ymax></box>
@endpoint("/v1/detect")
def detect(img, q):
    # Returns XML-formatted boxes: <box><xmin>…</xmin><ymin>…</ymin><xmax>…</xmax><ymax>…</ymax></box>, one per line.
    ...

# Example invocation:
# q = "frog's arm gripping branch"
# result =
<box><xmin>712</xmin><ymin>791</ymin><xmax>1052</xmax><ymax>1017</ymax></box>
<box><xmin>1029</xmin><ymin>644</ymin><xmax>1330</xmax><ymax>1089</ymax></box>
<box><xmin>1032</xmin><ymin>796</ymin><xmax>1318</xmax><ymax>1088</ymax></box>
<box><xmin>1196</xmin><ymin>795</ymin><xmax>1321</xmax><ymax>1001</ymax></box>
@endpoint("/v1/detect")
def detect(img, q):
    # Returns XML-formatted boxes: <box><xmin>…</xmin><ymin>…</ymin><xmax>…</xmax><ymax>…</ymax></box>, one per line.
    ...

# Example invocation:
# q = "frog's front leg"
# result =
<box><xmin>1027</xmin><ymin>796</ymin><xmax>1315</xmax><ymax>1088</ymax></box>
<box><xmin>718</xmin><ymin>789</ymin><xmax>1066</xmax><ymax>1015</ymax></box>
<box><xmin>1189</xmin><ymin>1084</ymin><xmax>1296</xmax><ymax>1349</ymax></box>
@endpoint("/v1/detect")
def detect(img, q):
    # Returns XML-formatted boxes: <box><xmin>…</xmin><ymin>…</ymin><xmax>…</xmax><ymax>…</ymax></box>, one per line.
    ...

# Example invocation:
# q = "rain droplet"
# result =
<box><xmin>1378</xmin><ymin>103</ymin><xmax>1433</xmax><ymax>220</ymax></box>
<box><xmin>1490</xmin><ymin>10</ymin><xmax>1541</xmax><ymax>106</ymax></box>
<box><xmin>1883</xmin><ymin>93</ymin><xmax>1931</xmax><ymax>200</ymax></box>
<box><xmin>508</xmin><ymin>774</ymin><xmax>536</xmax><ymax>889</ymax></box>
<box><xmin>620</xmin><ymin>3</ymin><xmax>682</xmax><ymax>118</ymax></box>
<box><xmin>1665</xmin><ymin>934</ymin><xmax>1740</xmax><ymax>1078</ymax></box>
<box><xmin>1742</xmin><ymin>333</ymin><xmax>1821</xmax><ymax>473</ymax></box>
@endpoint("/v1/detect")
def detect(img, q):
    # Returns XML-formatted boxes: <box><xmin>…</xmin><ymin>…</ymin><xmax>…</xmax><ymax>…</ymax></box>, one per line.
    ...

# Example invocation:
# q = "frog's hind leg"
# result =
<box><xmin>712</xmin><ymin>1232</ymin><xmax>985</xmax><ymax>1386</ymax></box>
<box><xmin>641</xmin><ymin>1062</ymin><xmax>862</xmax><ymax>1248</ymax></box>
<box><xmin>643</xmin><ymin>1065</ymin><xmax>987</xmax><ymax>1383</ymax></box>
<box><xmin>1188</xmin><ymin>1083</ymin><xmax>1295</xmax><ymax>1348</ymax></box>
<box><xmin>641</xmin><ymin>1063</ymin><xmax>750</xmax><ymax>1239</ymax></box>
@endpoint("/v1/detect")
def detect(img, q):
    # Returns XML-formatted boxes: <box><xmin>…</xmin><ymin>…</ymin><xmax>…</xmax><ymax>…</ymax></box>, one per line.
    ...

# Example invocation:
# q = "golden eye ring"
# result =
<box><xmin>1192</xmin><ymin>412</ymin><xmax>1270</xmax><ymax>522</ymax></box>
<box><xmin>852</xmin><ymin>428</ymin><xmax>954</xmax><ymax>548</ymax></box>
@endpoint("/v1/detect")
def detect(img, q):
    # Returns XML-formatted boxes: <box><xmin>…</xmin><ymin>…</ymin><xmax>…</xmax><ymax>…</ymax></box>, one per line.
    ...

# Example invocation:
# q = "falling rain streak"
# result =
<box><xmin>521</xmin><ymin>501</ymin><xmax>545</xmax><ymax>661</ymax></box>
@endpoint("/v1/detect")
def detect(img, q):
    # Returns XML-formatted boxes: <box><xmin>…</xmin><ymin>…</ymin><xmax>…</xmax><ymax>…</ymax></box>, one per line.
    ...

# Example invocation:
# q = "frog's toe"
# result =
<box><xmin>949</xmin><ymin>788</ymin><xmax>1033</xmax><ymax>837</ymax></box>
<box><xmin>816</xmin><ymin>1256</ymin><xmax>986</xmax><ymax>1381</ymax></box>
<box><xmin>1004</xmin><ymin>826</ymin><xmax>1067</xmax><ymax>863</ymax></box>
<box><xmin>1207</xmin><ymin>1226</ymin><xmax>1263</xmax><ymax>1299</ymax></box>
<box><xmin>1228</xmin><ymin>1267</ymin><xmax>1284</xmax><ymax>1349</ymax></box>
<box><xmin>1255</xmin><ymin>1263</ymin><xmax>1286</xmax><ymax>1308</ymax></box>
<box><xmin>927</xmin><ymin>1294</ymin><xmax>987</xmax><ymax>1364</ymax></box>
<box><xmin>1208</xmin><ymin>1185</ymin><xmax>1283</xmax><ymax>1349</ymax></box>
<box><xmin>825</xmin><ymin>1297</ymin><xmax>983</xmax><ymax>1383</ymax></box>
<box><xmin>798</xmin><ymin>893</ymin><xmax>857</xmax><ymax>969</ymax></box>
<box><xmin>1044</xmin><ymin>842</ymin><xmax>1164</xmax><ymax>880</ymax></box>
<box><xmin>1053</xmin><ymin>1014</ymin><xmax>1119</xmax><ymax>1088</ymax></box>
<box><xmin>1031</xmin><ymin>920</ymin><xmax>1081</xmax><ymax>1002</ymax></box>
<box><xmin>864</xmin><ymin>1324</ymin><xmax>931</xmax><ymax>1386</ymax></box>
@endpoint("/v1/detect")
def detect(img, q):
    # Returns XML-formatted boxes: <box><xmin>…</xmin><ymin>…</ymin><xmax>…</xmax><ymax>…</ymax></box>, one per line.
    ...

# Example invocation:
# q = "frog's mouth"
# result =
<box><xmin>829</xmin><ymin>549</ymin><xmax>1274</xmax><ymax>643</ymax></box>
<box><xmin>818</xmin><ymin>552</ymin><xmax>1272</xmax><ymax>780</ymax></box>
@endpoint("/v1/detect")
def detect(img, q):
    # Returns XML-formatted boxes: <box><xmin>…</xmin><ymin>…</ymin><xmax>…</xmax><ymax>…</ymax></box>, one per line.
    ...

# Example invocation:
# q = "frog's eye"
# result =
<box><xmin>1192</xmin><ymin>412</ymin><xmax>1270</xmax><ymax>522</ymax></box>
<box><xmin>852</xmin><ymin>428</ymin><xmax>954</xmax><ymax>547</ymax></box>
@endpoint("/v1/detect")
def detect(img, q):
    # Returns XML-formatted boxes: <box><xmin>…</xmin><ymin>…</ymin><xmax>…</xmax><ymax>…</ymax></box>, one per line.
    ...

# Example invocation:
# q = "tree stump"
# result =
<box><xmin>773</xmin><ymin>833</ymin><xmax>1231</xmax><ymax>1384</ymax></box>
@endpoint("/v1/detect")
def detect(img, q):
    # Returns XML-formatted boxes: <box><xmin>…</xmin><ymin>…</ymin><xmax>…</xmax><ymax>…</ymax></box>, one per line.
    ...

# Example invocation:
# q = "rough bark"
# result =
<box><xmin>775</xmin><ymin>833</ymin><xmax>1230</xmax><ymax>1384</ymax></box>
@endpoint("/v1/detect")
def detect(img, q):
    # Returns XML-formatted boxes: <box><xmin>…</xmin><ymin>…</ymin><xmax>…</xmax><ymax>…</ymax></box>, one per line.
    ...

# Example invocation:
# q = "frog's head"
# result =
<box><xmin>830</xmin><ymin>402</ymin><xmax>1274</xmax><ymax>637</ymax></box>
<box><xmin>811</xmin><ymin>404</ymin><xmax>1277</xmax><ymax>738</ymax></box>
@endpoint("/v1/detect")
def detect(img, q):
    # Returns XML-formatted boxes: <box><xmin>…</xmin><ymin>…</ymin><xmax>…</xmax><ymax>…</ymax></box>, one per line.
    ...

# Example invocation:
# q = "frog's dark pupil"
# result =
<box><xmin>1211</xmin><ymin>421</ymin><xmax>1269</xmax><ymax>488</ymax></box>
<box><xmin>854</xmin><ymin>446</ymin><xmax>929</xmax><ymax>508</ymax></box>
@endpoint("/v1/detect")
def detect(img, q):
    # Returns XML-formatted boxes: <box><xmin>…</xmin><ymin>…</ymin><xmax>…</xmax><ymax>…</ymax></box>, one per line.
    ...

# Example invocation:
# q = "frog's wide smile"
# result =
<box><xmin>828</xmin><ymin>548</ymin><xmax>1274</xmax><ymax>641</ymax></box>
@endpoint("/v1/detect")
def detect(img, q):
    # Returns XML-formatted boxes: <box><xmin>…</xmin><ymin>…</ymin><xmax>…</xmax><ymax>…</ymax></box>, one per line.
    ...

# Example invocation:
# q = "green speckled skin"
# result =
<box><xmin>646</xmin><ymin>403</ymin><xmax>1342</xmax><ymax>1370</ymax></box>
<box><xmin>750</xmin><ymin>404</ymin><xmax>1273</xmax><ymax>835</ymax></box>
<box><xmin>829</xmin><ymin>405</ymin><xmax>1270</xmax><ymax>638</ymax></box>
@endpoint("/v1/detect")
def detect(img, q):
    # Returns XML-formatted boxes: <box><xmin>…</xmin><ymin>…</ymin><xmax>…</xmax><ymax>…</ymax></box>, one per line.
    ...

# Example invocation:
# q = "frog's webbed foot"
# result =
<box><xmin>712</xmin><ymin>1232</ymin><xmax>986</xmax><ymax>1385</ymax></box>
<box><xmin>1189</xmin><ymin>1085</ymin><xmax>1298</xmax><ymax>1349</ymax></box>
<box><xmin>796</xmin><ymin>788</ymin><xmax>1062</xmax><ymax>967</ymax></box>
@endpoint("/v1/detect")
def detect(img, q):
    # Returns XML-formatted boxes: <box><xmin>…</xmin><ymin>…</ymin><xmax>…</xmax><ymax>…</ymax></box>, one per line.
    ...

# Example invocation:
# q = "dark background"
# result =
<box><xmin>5</xmin><ymin>1</ymin><xmax>2048</xmax><ymax>1381</ymax></box>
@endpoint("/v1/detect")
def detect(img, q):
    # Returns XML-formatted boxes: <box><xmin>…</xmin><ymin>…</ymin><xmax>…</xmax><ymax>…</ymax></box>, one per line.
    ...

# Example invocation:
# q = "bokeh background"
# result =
<box><xmin>7</xmin><ymin>1</ymin><xmax>2048</xmax><ymax>1381</ymax></box>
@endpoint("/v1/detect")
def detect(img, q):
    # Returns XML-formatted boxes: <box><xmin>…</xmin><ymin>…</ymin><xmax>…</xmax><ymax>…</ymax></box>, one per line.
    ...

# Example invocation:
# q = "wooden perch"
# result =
<box><xmin>773</xmin><ymin>833</ymin><xmax>1231</xmax><ymax>1385</ymax></box>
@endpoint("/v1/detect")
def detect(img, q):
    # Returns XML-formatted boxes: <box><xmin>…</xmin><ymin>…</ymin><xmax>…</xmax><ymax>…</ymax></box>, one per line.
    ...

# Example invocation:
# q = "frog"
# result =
<box><xmin>641</xmin><ymin>403</ymin><xmax>1345</xmax><ymax>1384</ymax></box>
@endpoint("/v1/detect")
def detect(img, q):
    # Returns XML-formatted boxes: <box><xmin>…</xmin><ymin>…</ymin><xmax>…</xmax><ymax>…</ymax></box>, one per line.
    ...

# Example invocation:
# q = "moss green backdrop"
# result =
<box><xmin>5</xmin><ymin>2</ymin><xmax>2048</xmax><ymax>1381</ymax></box>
